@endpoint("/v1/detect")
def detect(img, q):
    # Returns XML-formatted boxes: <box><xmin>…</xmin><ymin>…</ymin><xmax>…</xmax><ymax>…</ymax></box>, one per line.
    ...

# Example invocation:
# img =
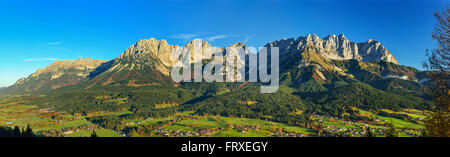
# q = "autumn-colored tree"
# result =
<box><xmin>385</xmin><ymin>122</ymin><xmax>398</xmax><ymax>137</ymax></box>
<box><xmin>24</xmin><ymin>124</ymin><xmax>34</xmax><ymax>137</ymax></box>
<box><xmin>91</xmin><ymin>131</ymin><xmax>98</xmax><ymax>137</ymax></box>
<box><xmin>423</xmin><ymin>7</ymin><xmax>450</xmax><ymax>137</ymax></box>
<box><xmin>365</xmin><ymin>127</ymin><xmax>374</xmax><ymax>137</ymax></box>
<box><xmin>13</xmin><ymin>126</ymin><xmax>21</xmax><ymax>137</ymax></box>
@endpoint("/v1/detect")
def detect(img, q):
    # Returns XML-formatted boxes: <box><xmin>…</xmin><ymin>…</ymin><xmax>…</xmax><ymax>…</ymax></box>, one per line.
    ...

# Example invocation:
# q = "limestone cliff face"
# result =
<box><xmin>119</xmin><ymin>38</ymin><xmax>226</xmax><ymax>67</ymax></box>
<box><xmin>357</xmin><ymin>39</ymin><xmax>398</xmax><ymax>64</ymax></box>
<box><xmin>114</xmin><ymin>38</ymin><xmax>252</xmax><ymax>82</ymax></box>
<box><xmin>116</xmin><ymin>38</ymin><xmax>227</xmax><ymax>76</ymax></box>
<box><xmin>114</xmin><ymin>35</ymin><xmax>399</xmax><ymax>82</ymax></box>
<box><xmin>267</xmin><ymin>34</ymin><xmax>399</xmax><ymax>64</ymax></box>
<box><xmin>88</xmin><ymin>38</ymin><xmax>207</xmax><ymax>85</ymax></box>
<box><xmin>118</xmin><ymin>35</ymin><xmax>400</xmax><ymax>75</ymax></box>
<box><xmin>119</xmin><ymin>38</ymin><xmax>178</xmax><ymax>67</ymax></box>
<box><xmin>28</xmin><ymin>59</ymin><xmax>106</xmax><ymax>80</ymax></box>
<box><xmin>11</xmin><ymin>59</ymin><xmax>106</xmax><ymax>91</ymax></box>
<box><xmin>5</xmin><ymin>35</ymin><xmax>409</xmax><ymax>94</ymax></box>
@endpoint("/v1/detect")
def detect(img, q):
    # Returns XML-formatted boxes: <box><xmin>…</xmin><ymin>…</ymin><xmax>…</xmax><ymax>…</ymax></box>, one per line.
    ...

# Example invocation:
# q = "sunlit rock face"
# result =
<box><xmin>5</xmin><ymin>34</ymin><xmax>406</xmax><ymax>94</ymax></box>
<box><xmin>267</xmin><ymin>34</ymin><xmax>399</xmax><ymax>64</ymax></box>
<box><xmin>10</xmin><ymin>58</ymin><xmax>106</xmax><ymax>91</ymax></box>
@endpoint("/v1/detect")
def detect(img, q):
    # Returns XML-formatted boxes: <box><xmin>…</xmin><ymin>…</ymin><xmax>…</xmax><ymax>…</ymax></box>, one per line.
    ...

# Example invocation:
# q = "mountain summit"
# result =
<box><xmin>267</xmin><ymin>34</ymin><xmax>398</xmax><ymax>64</ymax></box>
<box><xmin>3</xmin><ymin>34</ymin><xmax>418</xmax><ymax>95</ymax></box>
<box><xmin>8</xmin><ymin>58</ymin><xmax>106</xmax><ymax>93</ymax></box>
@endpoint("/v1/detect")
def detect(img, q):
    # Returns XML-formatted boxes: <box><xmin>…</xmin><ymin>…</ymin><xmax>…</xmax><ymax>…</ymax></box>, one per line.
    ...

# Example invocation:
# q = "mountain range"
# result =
<box><xmin>0</xmin><ymin>34</ymin><xmax>433</xmax><ymax>137</ymax></box>
<box><xmin>0</xmin><ymin>34</ymin><xmax>432</xmax><ymax>117</ymax></box>
<box><xmin>2</xmin><ymin>34</ymin><xmax>427</xmax><ymax>95</ymax></box>
<box><xmin>5</xmin><ymin>59</ymin><xmax>106</xmax><ymax>94</ymax></box>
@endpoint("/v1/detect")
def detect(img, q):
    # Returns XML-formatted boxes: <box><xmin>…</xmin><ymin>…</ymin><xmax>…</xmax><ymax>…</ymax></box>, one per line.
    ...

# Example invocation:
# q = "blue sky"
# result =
<box><xmin>0</xmin><ymin>0</ymin><xmax>447</xmax><ymax>87</ymax></box>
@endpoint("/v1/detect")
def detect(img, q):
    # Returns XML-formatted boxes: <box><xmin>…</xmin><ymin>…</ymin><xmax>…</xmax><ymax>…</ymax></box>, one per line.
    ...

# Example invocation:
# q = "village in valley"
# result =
<box><xmin>0</xmin><ymin>95</ymin><xmax>426</xmax><ymax>137</ymax></box>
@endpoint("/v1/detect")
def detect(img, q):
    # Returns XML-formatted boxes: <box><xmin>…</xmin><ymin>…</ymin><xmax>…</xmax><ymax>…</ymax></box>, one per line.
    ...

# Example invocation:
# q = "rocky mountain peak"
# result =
<box><xmin>119</xmin><ymin>38</ymin><xmax>177</xmax><ymax>67</ymax></box>
<box><xmin>9</xmin><ymin>58</ymin><xmax>106</xmax><ymax>91</ymax></box>
<box><xmin>357</xmin><ymin>39</ymin><xmax>397</xmax><ymax>64</ymax></box>
<box><xmin>185</xmin><ymin>39</ymin><xmax>215</xmax><ymax>54</ymax></box>
<box><xmin>14</xmin><ymin>77</ymin><xmax>26</xmax><ymax>85</ymax></box>
<box><xmin>113</xmin><ymin>35</ymin><xmax>399</xmax><ymax>80</ymax></box>
<box><xmin>119</xmin><ymin>38</ymin><xmax>228</xmax><ymax>68</ymax></box>
<box><xmin>185</xmin><ymin>39</ymin><xmax>211</xmax><ymax>48</ymax></box>
<box><xmin>269</xmin><ymin>34</ymin><xmax>399</xmax><ymax>64</ymax></box>
<box><xmin>29</xmin><ymin>58</ymin><xmax>106</xmax><ymax>79</ymax></box>
<box><xmin>229</xmin><ymin>41</ymin><xmax>247</xmax><ymax>48</ymax></box>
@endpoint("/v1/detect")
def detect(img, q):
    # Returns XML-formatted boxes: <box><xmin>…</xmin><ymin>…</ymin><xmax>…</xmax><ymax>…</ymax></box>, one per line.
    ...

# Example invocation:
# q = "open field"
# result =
<box><xmin>0</xmin><ymin>95</ymin><xmax>426</xmax><ymax>137</ymax></box>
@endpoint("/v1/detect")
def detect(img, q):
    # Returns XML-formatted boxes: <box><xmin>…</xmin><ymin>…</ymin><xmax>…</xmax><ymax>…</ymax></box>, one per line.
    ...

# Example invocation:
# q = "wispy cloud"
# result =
<box><xmin>169</xmin><ymin>33</ymin><xmax>198</xmax><ymax>40</ymax></box>
<box><xmin>44</xmin><ymin>41</ymin><xmax>63</xmax><ymax>46</ymax></box>
<box><xmin>170</xmin><ymin>33</ymin><xmax>248</xmax><ymax>43</ymax></box>
<box><xmin>206</xmin><ymin>35</ymin><xmax>228</xmax><ymax>42</ymax></box>
<box><xmin>23</xmin><ymin>58</ymin><xmax>59</xmax><ymax>62</ymax></box>
<box><xmin>243</xmin><ymin>35</ymin><xmax>250</xmax><ymax>43</ymax></box>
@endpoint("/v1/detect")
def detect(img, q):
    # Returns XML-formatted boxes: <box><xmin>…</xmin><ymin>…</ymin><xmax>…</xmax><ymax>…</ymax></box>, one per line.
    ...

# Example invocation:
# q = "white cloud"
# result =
<box><xmin>169</xmin><ymin>33</ymin><xmax>198</xmax><ymax>40</ymax></box>
<box><xmin>23</xmin><ymin>58</ymin><xmax>59</xmax><ymax>62</ymax></box>
<box><xmin>44</xmin><ymin>41</ymin><xmax>63</xmax><ymax>46</ymax></box>
<box><xmin>243</xmin><ymin>35</ymin><xmax>250</xmax><ymax>43</ymax></box>
<box><xmin>206</xmin><ymin>35</ymin><xmax>228</xmax><ymax>42</ymax></box>
<box><xmin>170</xmin><ymin>33</ymin><xmax>248</xmax><ymax>43</ymax></box>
